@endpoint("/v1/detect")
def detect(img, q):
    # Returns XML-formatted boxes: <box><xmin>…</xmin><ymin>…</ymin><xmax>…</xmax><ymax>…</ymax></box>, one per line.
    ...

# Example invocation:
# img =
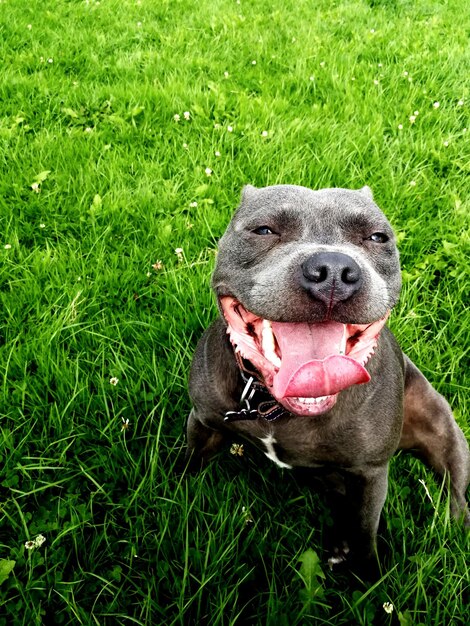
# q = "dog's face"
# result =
<box><xmin>212</xmin><ymin>185</ymin><xmax>401</xmax><ymax>417</ymax></box>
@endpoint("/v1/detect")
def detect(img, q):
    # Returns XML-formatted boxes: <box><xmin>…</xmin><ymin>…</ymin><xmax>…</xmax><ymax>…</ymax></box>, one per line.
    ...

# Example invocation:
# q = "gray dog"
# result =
<box><xmin>187</xmin><ymin>184</ymin><xmax>470</xmax><ymax>572</ymax></box>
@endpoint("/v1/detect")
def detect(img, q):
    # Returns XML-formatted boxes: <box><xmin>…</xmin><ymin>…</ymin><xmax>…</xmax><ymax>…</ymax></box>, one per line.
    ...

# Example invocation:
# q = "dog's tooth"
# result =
<box><xmin>261</xmin><ymin>319</ymin><xmax>281</xmax><ymax>367</ymax></box>
<box><xmin>296</xmin><ymin>395</ymin><xmax>331</xmax><ymax>405</ymax></box>
<box><xmin>339</xmin><ymin>325</ymin><xmax>347</xmax><ymax>355</ymax></box>
<box><xmin>359</xmin><ymin>345</ymin><xmax>376</xmax><ymax>366</ymax></box>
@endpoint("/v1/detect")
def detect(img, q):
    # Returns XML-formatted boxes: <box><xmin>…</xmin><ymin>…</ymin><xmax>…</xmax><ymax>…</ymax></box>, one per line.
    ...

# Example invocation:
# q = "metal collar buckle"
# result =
<box><xmin>224</xmin><ymin>372</ymin><xmax>286</xmax><ymax>423</ymax></box>
<box><xmin>224</xmin><ymin>376</ymin><xmax>259</xmax><ymax>422</ymax></box>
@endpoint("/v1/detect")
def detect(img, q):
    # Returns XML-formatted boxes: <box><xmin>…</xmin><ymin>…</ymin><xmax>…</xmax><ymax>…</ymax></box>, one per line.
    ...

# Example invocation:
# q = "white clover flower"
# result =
<box><xmin>174</xmin><ymin>248</ymin><xmax>184</xmax><ymax>262</ymax></box>
<box><xmin>230</xmin><ymin>443</ymin><xmax>244</xmax><ymax>456</ymax></box>
<box><xmin>409</xmin><ymin>180</ymin><xmax>416</xmax><ymax>187</ymax></box>
<box><xmin>224</xmin><ymin>71</ymin><xmax>229</xmax><ymax>78</ymax></box>
<box><xmin>383</xmin><ymin>602</ymin><xmax>394</xmax><ymax>614</ymax></box>
<box><xmin>31</xmin><ymin>182</ymin><xmax>40</xmax><ymax>193</ymax></box>
<box><xmin>409</xmin><ymin>115</ymin><xmax>416</xmax><ymax>123</ymax></box>
<box><xmin>227</xmin><ymin>125</ymin><xmax>233</xmax><ymax>132</ymax></box>
<box><xmin>370</xmin><ymin>28</ymin><xmax>375</xmax><ymax>33</ymax></box>
<box><xmin>261</xmin><ymin>130</ymin><xmax>268</xmax><ymax>137</ymax></box>
<box><xmin>182</xmin><ymin>142</ymin><xmax>188</xmax><ymax>149</ymax></box>
<box><xmin>110</xmin><ymin>377</ymin><xmax>119</xmax><ymax>386</ymax></box>
<box><xmin>25</xmin><ymin>535</ymin><xmax>46</xmax><ymax>550</ymax></box>
<box><xmin>433</xmin><ymin>101</ymin><xmax>440</xmax><ymax>108</ymax></box>
<box><xmin>27</xmin><ymin>24</ymin><xmax>32</xmax><ymax>30</ymax></box>
<box><xmin>403</xmin><ymin>71</ymin><xmax>409</xmax><ymax>77</ymax></box>
<box><xmin>309</xmin><ymin>75</ymin><xmax>315</xmax><ymax>81</ymax></box>
<box><xmin>443</xmin><ymin>140</ymin><xmax>449</xmax><ymax>147</ymax></box>
<box><xmin>373</xmin><ymin>79</ymin><xmax>379</xmax><ymax>85</ymax></box>
<box><xmin>146</xmin><ymin>271</ymin><xmax>151</xmax><ymax>277</ymax></box>
<box><xmin>189</xmin><ymin>201</ymin><xmax>198</xmax><ymax>207</ymax></box>
<box><xmin>205</xmin><ymin>167</ymin><xmax>212</xmax><ymax>176</ymax></box>
<box><xmin>241</xmin><ymin>506</ymin><xmax>254</xmax><ymax>524</ymax></box>
<box><xmin>378</xmin><ymin>62</ymin><xmax>383</xmax><ymax>67</ymax></box>
<box><xmin>398</xmin><ymin>124</ymin><xmax>403</xmax><ymax>130</ymax></box>
<box><xmin>137</xmin><ymin>21</ymin><xmax>142</xmax><ymax>27</ymax></box>
<box><xmin>173</xmin><ymin>113</ymin><xmax>181</xmax><ymax>122</ymax></box>
<box><xmin>214</xmin><ymin>151</ymin><xmax>221</xmax><ymax>157</ymax></box>
<box><xmin>152</xmin><ymin>261</ymin><xmax>163</xmax><ymax>270</ymax></box>
<box><xmin>414</xmin><ymin>110</ymin><xmax>419</xmax><ymax>116</ymax></box>
<box><xmin>4</xmin><ymin>244</ymin><xmax>12</xmax><ymax>250</ymax></box>
<box><xmin>251</xmin><ymin>60</ymin><xmax>257</xmax><ymax>65</ymax></box>
<box><xmin>457</xmin><ymin>99</ymin><xmax>464</xmax><ymax>106</ymax></box>
<box><xmin>84</xmin><ymin>127</ymin><xmax>93</xmax><ymax>133</ymax></box>
<box><xmin>39</xmin><ymin>223</ymin><xmax>46</xmax><ymax>228</ymax></box>
<box><xmin>351</xmin><ymin>77</ymin><xmax>356</xmax><ymax>81</ymax></box>
<box><xmin>48</xmin><ymin>58</ymin><xmax>53</xmax><ymax>64</ymax></box>
<box><xmin>183</xmin><ymin>111</ymin><xmax>190</xmax><ymax>120</ymax></box>
<box><xmin>319</xmin><ymin>61</ymin><xmax>325</xmax><ymax>67</ymax></box>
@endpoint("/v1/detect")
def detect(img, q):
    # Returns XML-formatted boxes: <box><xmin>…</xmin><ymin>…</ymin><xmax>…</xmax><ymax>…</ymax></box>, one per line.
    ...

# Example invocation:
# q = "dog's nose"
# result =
<box><xmin>301</xmin><ymin>251</ymin><xmax>363</xmax><ymax>304</ymax></box>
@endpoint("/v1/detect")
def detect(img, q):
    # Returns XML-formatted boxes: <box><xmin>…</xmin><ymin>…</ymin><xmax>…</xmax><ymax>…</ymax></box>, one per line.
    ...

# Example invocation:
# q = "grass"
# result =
<box><xmin>0</xmin><ymin>0</ymin><xmax>469</xmax><ymax>623</ymax></box>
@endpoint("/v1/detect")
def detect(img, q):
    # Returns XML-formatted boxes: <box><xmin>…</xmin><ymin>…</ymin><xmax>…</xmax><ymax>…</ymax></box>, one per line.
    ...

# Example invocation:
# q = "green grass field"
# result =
<box><xmin>1</xmin><ymin>0</ymin><xmax>469</xmax><ymax>623</ymax></box>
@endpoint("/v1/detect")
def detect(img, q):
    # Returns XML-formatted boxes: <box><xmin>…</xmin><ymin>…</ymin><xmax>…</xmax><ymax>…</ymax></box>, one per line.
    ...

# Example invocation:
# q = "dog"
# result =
<box><xmin>186</xmin><ymin>184</ymin><xmax>470</xmax><ymax>573</ymax></box>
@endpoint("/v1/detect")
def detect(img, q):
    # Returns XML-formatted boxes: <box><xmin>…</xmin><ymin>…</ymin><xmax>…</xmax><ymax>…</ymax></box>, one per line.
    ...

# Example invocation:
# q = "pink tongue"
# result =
<box><xmin>270</xmin><ymin>321</ymin><xmax>370</xmax><ymax>399</ymax></box>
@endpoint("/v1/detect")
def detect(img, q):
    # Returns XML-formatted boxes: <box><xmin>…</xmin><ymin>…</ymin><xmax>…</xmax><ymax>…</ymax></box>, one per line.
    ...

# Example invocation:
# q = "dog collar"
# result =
<box><xmin>224</xmin><ymin>357</ymin><xmax>286</xmax><ymax>423</ymax></box>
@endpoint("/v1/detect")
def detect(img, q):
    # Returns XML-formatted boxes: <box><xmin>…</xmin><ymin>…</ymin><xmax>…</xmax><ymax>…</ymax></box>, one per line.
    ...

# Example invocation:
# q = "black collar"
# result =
<box><xmin>224</xmin><ymin>358</ymin><xmax>286</xmax><ymax>423</ymax></box>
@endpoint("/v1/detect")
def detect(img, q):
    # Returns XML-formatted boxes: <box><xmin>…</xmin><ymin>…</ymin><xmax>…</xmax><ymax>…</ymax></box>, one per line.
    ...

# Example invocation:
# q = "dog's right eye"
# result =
<box><xmin>253</xmin><ymin>226</ymin><xmax>276</xmax><ymax>235</ymax></box>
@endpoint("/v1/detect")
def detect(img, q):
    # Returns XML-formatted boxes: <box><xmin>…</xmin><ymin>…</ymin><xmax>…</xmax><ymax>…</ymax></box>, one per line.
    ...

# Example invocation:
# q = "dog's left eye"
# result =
<box><xmin>367</xmin><ymin>232</ymin><xmax>389</xmax><ymax>243</ymax></box>
<box><xmin>253</xmin><ymin>226</ymin><xmax>276</xmax><ymax>235</ymax></box>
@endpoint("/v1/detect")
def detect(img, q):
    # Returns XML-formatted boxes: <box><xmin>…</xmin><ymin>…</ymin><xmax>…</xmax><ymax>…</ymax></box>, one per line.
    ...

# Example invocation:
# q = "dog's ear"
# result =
<box><xmin>358</xmin><ymin>185</ymin><xmax>374</xmax><ymax>200</ymax></box>
<box><xmin>241</xmin><ymin>184</ymin><xmax>258</xmax><ymax>203</ymax></box>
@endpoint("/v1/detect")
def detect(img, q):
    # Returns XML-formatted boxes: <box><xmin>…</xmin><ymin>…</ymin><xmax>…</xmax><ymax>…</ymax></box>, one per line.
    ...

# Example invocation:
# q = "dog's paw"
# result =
<box><xmin>327</xmin><ymin>542</ymin><xmax>350</xmax><ymax>571</ymax></box>
<box><xmin>328</xmin><ymin>543</ymin><xmax>381</xmax><ymax>581</ymax></box>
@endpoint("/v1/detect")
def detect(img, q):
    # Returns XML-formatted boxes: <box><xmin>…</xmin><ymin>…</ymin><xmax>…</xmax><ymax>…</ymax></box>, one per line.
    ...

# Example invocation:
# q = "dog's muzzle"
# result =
<box><xmin>220</xmin><ymin>296</ymin><xmax>390</xmax><ymax>417</ymax></box>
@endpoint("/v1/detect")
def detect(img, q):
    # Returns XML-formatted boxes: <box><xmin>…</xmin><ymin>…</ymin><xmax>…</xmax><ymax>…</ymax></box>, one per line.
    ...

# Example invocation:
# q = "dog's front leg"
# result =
<box><xmin>328</xmin><ymin>465</ymin><xmax>388</xmax><ymax>575</ymax></box>
<box><xmin>185</xmin><ymin>408</ymin><xmax>226</xmax><ymax>470</ymax></box>
<box><xmin>401</xmin><ymin>355</ymin><xmax>470</xmax><ymax>526</ymax></box>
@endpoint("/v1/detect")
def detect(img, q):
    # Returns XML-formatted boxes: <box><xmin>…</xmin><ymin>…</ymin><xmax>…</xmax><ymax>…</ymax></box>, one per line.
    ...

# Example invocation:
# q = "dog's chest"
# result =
<box><xmin>257</xmin><ymin>433</ymin><xmax>296</xmax><ymax>469</ymax></box>
<box><xmin>232</xmin><ymin>419</ymin><xmax>361</xmax><ymax>469</ymax></box>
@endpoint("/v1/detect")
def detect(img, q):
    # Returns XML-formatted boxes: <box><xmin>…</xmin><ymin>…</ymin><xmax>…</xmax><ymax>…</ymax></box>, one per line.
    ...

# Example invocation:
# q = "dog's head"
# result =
<box><xmin>212</xmin><ymin>185</ymin><xmax>401</xmax><ymax>416</ymax></box>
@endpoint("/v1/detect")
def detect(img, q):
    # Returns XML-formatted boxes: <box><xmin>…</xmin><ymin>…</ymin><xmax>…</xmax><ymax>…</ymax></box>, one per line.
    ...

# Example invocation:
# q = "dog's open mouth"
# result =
<box><xmin>220</xmin><ymin>296</ymin><xmax>390</xmax><ymax>416</ymax></box>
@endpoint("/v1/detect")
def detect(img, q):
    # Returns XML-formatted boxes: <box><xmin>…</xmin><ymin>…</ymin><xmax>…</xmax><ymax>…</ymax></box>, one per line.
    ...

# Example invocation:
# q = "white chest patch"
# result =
<box><xmin>259</xmin><ymin>434</ymin><xmax>292</xmax><ymax>469</ymax></box>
